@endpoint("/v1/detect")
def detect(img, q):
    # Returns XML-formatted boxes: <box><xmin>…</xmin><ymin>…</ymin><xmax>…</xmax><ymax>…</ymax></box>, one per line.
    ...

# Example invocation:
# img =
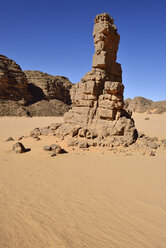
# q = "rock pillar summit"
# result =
<box><xmin>53</xmin><ymin>13</ymin><xmax>137</xmax><ymax>147</ymax></box>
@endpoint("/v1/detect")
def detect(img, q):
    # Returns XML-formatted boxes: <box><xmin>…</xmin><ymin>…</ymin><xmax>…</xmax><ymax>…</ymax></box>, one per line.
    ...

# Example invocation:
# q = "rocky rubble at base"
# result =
<box><xmin>29</xmin><ymin>124</ymin><xmax>166</xmax><ymax>156</ymax></box>
<box><xmin>6</xmin><ymin>125</ymin><xmax>166</xmax><ymax>157</ymax></box>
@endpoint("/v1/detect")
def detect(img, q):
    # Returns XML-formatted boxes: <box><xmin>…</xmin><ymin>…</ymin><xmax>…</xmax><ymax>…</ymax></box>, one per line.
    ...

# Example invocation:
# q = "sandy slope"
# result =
<box><xmin>0</xmin><ymin>114</ymin><xmax>166</xmax><ymax>248</ymax></box>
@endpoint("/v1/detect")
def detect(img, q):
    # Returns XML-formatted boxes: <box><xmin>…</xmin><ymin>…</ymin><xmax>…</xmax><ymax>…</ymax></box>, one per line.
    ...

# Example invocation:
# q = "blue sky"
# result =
<box><xmin>1</xmin><ymin>0</ymin><xmax>166</xmax><ymax>101</ymax></box>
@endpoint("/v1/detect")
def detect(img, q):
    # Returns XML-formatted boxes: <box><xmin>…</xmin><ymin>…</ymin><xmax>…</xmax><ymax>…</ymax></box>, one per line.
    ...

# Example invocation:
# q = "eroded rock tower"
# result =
<box><xmin>44</xmin><ymin>13</ymin><xmax>137</xmax><ymax>147</ymax></box>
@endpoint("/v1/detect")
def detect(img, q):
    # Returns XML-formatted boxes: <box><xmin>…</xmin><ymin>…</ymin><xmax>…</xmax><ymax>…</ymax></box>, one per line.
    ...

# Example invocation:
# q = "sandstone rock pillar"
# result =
<box><xmin>55</xmin><ymin>13</ymin><xmax>137</xmax><ymax>146</ymax></box>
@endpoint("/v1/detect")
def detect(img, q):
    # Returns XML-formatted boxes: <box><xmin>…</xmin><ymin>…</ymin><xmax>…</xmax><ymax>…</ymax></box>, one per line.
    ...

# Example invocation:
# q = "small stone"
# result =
<box><xmin>78</xmin><ymin>128</ymin><xmax>88</xmax><ymax>138</ymax></box>
<box><xmin>86</xmin><ymin>129</ymin><xmax>98</xmax><ymax>139</ymax></box>
<box><xmin>147</xmin><ymin>150</ymin><xmax>156</xmax><ymax>156</ymax></box>
<box><xmin>74</xmin><ymin>140</ymin><xmax>80</xmax><ymax>146</ymax></box>
<box><xmin>43</xmin><ymin>145</ymin><xmax>51</xmax><ymax>151</ymax></box>
<box><xmin>162</xmin><ymin>139</ymin><xmax>166</xmax><ymax>144</ymax></box>
<box><xmin>147</xmin><ymin>142</ymin><xmax>158</xmax><ymax>149</ymax></box>
<box><xmin>5</xmin><ymin>137</ymin><xmax>14</xmax><ymax>142</ymax></box>
<box><xmin>40</xmin><ymin>127</ymin><xmax>52</xmax><ymax>136</ymax></box>
<box><xmin>51</xmin><ymin>153</ymin><xmax>57</xmax><ymax>157</ymax></box>
<box><xmin>68</xmin><ymin>140</ymin><xmax>75</xmax><ymax>147</ymax></box>
<box><xmin>50</xmin><ymin>123</ymin><xmax>62</xmax><ymax>130</ymax></box>
<box><xmin>138</xmin><ymin>132</ymin><xmax>145</xmax><ymax>138</ymax></box>
<box><xmin>50</xmin><ymin>144</ymin><xmax>63</xmax><ymax>154</ymax></box>
<box><xmin>18</xmin><ymin>136</ymin><xmax>24</xmax><ymax>141</ymax></box>
<box><xmin>13</xmin><ymin>142</ymin><xmax>26</xmax><ymax>153</ymax></box>
<box><xmin>43</xmin><ymin>144</ymin><xmax>65</xmax><ymax>154</ymax></box>
<box><xmin>77</xmin><ymin>141</ymin><xmax>89</xmax><ymax>148</ymax></box>
<box><xmin>87</xmin><ymin>140</ymin><xmax>97</xmax><ymax>147</ymax></box>
<box><xmin>30</xmin><ymin>128</ymin><xmax>41</xmax><ymax>137</ymax></box>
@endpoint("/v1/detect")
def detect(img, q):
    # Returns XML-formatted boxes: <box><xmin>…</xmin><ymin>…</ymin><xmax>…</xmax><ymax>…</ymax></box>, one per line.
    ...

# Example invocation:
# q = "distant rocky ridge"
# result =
<box><xmin>0</xmin><ymin>55</ymin><xmax>73</xmax><ymax>116</ymax></box>
<box><xmin>125</xmin><ymin>97</ymin><xmax>166</xmax><ymax>114</ymax></box>
<box><xmin>24</xmin><ymin>70</ymin><xmax>72</xmax><ymax>104</ymax></box>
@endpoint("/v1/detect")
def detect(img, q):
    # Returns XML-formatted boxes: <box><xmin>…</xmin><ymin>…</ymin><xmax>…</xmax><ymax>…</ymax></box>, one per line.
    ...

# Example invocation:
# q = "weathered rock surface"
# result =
<box><xmin>40</xmin><ymin>13</ymin><xmax>138</xmax><ymax>148</ymax></box>
<box><xmin>12</xmin><ymin>142</ymin><xmax>26</xmax><ymax>153</ymax></box>
<box><xmin>0</xmin><ymin>99</ymin><xmax>70</xmax><ymax>116</ymax></box>
<box><xmin>125</xmin><ymin>97</ymin><xmax>166</xmax><ymax>114</ymax></box>
<box><xmin>0</xmin><ymin>56</ymin><xmax>73</xmax><ymax>116</ymax></box>
<box><xmin>24</xmin><ymin>70</ymin><xmax>73</xmax><ymax>104</ymax></box>
<box><xmin>0</xmin><ymin>55</ymin><xmax>33</xmax><ymax>102</ymax></box>
<box><xmin>43</xmin><ymin>144</ymin><xmax>65</xmax><ymax>156</ymax></box>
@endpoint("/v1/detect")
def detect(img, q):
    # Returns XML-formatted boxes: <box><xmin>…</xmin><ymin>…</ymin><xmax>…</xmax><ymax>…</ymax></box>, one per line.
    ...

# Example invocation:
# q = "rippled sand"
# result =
<box><xmin>0</xmin><ymin>114</ymin><xmax>166</xmax><ymax>248</ymax></box>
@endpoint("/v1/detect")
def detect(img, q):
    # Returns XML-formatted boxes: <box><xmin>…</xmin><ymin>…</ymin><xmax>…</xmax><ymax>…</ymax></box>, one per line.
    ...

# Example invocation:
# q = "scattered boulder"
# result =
<box><xmin>147</xmin><ymin>150</ymin><xmax>156</xmax><ymax>156</ymax></box>
<box><xmin>147</xmin><ymin>142</ymin><xmax>159</xmax><ymax>149</ymax></box>
<box><xmin>86</xmin><ymin>129</ymin><xmax>98</xmax><ymax>139</ymax></box>
<box><xmin>32</xmin><ymin>135</ymin><xmax>41</xmax><ymax>141</ymax></box>
<box><xmin>76</xmin><ymin>141</ymin><xmax>89</xmax><ymax>149</ymax></box>
<box><xmin>51</xmin><ymin>153</ymin><xmax>57</xmax><ymax>157</ymax></box>
<box><xmin>5</xmin><ymin>137</ymin><xmax>14</xmax><ymax>142</ymax></box>
<box><xmin>50</xmin><ymin>123</ymin><xmax>62</xmax><ymax>130</ymax></box>
<box><xmin>43</xmin><ymin>144</ymin><xmax>65</xmax><ymax>155</ymax></box>
<box><xmin>43</xmin><ymin>145</ymin><xmax>51</xmax><ymax>151</ymax></box>
<box><xmin>12</xmin><ymin>142</ymin><xmax>27</xmax><ymax>153</ymax></box>
<box><xmin>50</xmin><ymin>144</ymin><xmax>63</xmax><ymax>154</ymax></box>
<box><xmin>67</xmin><ymin>140</ymin><xmax>75</xmax><ymax>147</ymax></box>
<box><xmin>162</xmin><ymin>139</ymin><xmax>166</xmax><ymax>144</ymax></box>
<box><xmin>138</xmin><ymin>132</ymin><xmax>145</xmax><ymax>138</ymax></box>
<box><xmin>30</xmin><ymin>128</ymin><xmax>42</xmax><ymax>137</ymax></box>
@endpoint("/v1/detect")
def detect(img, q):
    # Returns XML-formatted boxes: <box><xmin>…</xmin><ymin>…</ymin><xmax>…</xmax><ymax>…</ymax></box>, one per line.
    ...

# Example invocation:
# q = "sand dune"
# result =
<box><xmin>0</xmin><ymin>114</ymin><xmax>166</xmax><ymax>248</ymax></box>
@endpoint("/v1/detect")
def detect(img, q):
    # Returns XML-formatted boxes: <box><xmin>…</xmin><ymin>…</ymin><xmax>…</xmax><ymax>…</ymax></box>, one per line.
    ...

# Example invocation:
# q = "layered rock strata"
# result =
<box><xmin>0</xmin><ymin>56</ymin><xmax>73</xmax><ymax>116</ymax></box>
<box><xmin>0</xmin><ymin>55</ymin><xmax>33</xmax><ymax>102</ymax></box>
<box><xmin>47</xmin><ymin>13</ymin><xmax>138</xmax><ymax>147</ymax></box>
<box><xmin>24</xmin><ymin>70</ymin><xmax>73</xmax><ymax>104</ymax></box>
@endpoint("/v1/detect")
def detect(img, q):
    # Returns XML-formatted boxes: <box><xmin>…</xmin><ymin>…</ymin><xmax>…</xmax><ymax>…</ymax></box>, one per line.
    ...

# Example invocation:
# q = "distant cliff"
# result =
<box><xmin>125</xmin><ymin>97</ymin><xmax>166</xmax><ymax>114</ymax></box>
<box><xmin>0</xmin><ymin>55</ymin><xmax>33</xmax><ymax>102</ymax></box>
<box><xmin>0</xmin><ymin>55</ymin><xmax>73</xmax><ymax>116</ymax></box>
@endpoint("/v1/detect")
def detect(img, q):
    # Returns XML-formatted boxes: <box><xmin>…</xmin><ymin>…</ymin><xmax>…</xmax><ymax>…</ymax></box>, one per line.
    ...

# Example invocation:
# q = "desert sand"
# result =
<box><xmin>0</xmin><ymin>114</ymin><xmax>166</xmax><ymax>248</ymax></box>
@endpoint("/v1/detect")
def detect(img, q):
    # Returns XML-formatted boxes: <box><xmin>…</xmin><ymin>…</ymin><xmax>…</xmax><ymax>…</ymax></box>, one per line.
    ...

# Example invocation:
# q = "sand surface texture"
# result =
<box><xmin>0</xmin><ymin>114</ymin><xmax>166</xmax><ymax>248</ymax></box>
